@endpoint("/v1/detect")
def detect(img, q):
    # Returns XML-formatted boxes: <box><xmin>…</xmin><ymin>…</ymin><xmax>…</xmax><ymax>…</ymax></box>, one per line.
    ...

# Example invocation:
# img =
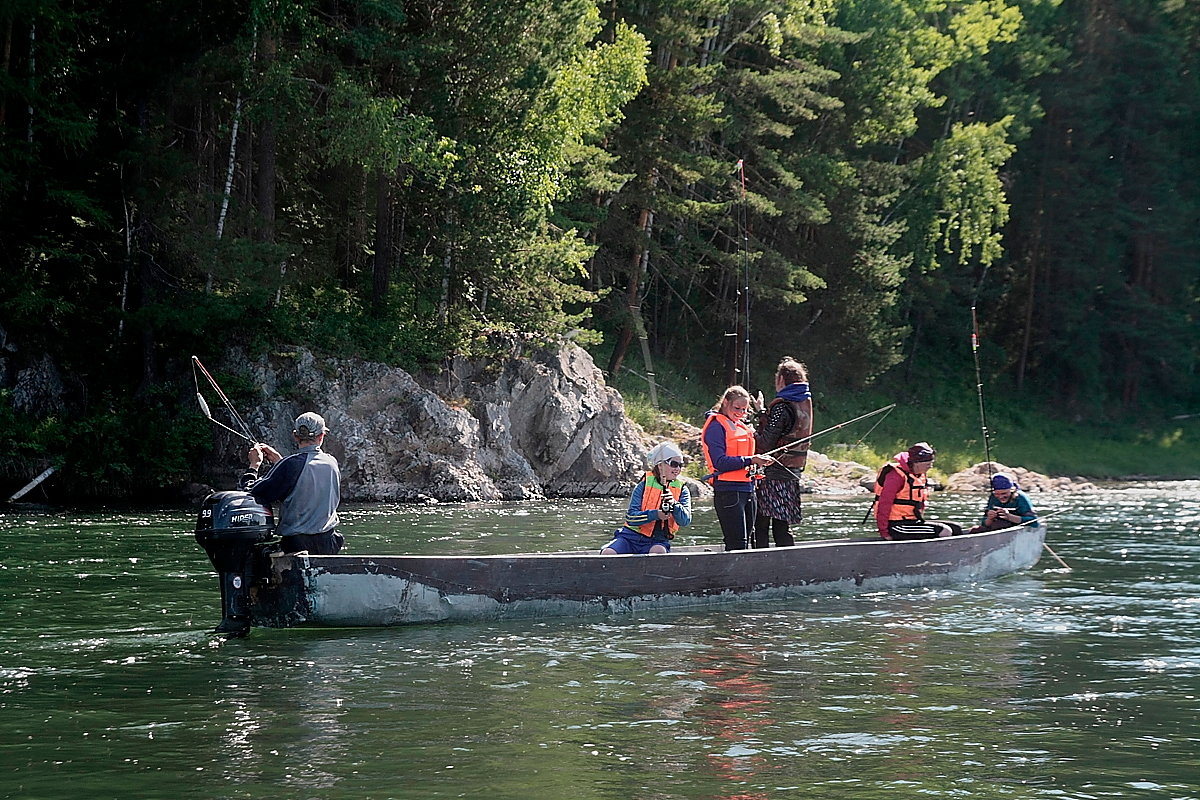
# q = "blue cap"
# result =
<box><xmin>990</xmin><ymin>473</ymin><xmax>1015</xmax><ymax>490</ymax></box>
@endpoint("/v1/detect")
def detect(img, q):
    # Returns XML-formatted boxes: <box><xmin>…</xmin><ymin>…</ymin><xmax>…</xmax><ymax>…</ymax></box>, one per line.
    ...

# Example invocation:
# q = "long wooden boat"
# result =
<box><xmin>235</xmin><ymin>523</ymin><xmax>1046</xmax><ymax>630</ymax></box>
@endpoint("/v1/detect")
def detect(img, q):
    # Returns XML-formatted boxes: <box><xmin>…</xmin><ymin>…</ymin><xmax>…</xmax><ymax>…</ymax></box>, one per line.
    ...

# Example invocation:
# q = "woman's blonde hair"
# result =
<box><xmin>712</xmin><ymin>384</ymin><xmax>751</xmax><ymax>413</ymax></box>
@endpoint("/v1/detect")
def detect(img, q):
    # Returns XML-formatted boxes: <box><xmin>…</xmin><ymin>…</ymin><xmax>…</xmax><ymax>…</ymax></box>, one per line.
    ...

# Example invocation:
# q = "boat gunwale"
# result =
<box><xmin>277</xmin><ymin>524</ymin><xmax>1045</xmax><ymax>562</ymax></box>
<box><xmin>249</xmin><ymin>524</ymin><xmax>1047</xmax><ymax>628</ymax></box>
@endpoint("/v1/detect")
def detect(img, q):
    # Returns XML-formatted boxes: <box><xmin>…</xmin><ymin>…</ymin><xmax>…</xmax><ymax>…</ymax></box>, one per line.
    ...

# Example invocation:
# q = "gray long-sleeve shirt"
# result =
<box><xmin>240</xmin><ymin>444</ymin><xmax>341</xmax><ymax>537</ymax></box>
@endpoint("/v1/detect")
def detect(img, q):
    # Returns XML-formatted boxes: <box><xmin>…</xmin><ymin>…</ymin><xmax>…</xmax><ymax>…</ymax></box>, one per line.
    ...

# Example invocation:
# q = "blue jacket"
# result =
<box><xmin>702</xmin><ymin>411</ymin><xmax>756</xmax><ymax>493</ymax></box>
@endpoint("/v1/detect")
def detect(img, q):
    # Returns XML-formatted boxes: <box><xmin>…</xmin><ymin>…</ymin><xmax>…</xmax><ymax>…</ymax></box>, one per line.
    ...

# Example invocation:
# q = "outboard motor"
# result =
<box><xmin>195</xmin><ymin>490</ymin><xmax>276</xmax><ymax>636</ymax></box>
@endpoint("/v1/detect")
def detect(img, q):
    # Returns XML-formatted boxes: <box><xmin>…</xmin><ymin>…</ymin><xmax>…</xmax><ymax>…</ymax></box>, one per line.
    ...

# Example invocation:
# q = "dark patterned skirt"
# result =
<box><xmin>755</xmin><ymin>478</ymin><xmax>803</xmax><ymax>523</ymax></box>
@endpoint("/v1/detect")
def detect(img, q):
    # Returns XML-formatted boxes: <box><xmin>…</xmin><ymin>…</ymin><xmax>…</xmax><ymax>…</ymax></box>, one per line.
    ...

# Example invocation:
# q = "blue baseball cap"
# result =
<box><xmin>990</xmin><ymin>473</ymin><xmax>1015</xmax><ymax>490</ymax></box>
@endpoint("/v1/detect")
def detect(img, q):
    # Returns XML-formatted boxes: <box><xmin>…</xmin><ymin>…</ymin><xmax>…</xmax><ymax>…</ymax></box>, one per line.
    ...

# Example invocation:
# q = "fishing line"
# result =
<box><xmin>848</xmin><ymin>404</ymin><xmax>896</xmax><ymax>451</ymax></box>
<box><xmin>760</xmin><ymin>404</ymin><xmax>896</xmax><ymax>458</ymax></box>
<box><xmin>192</xmin><ymin>355</ymin><xmax>255</xmax><ymax>442</ymax></box>
<box><xmin>708</xmin><ymin>404</ymin><xmax>897</xmax><ymax>483</ymax></box>
<box><xmin>195</xmin><ymin>391</ymin><xmax>253</xmax><ymax>442</ymax></box>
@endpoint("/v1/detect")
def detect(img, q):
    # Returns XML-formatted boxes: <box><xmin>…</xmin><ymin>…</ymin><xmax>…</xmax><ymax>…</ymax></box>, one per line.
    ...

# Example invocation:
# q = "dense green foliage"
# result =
<box><xmin>2</xmin><ymin>0</ymin><xmax>1198</xmax><ymax>498</ymax></box>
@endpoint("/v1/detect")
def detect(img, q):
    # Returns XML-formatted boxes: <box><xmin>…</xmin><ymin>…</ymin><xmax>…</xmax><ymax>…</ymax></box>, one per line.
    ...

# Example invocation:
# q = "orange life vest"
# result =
<box><xmin>873</xmin><ymin>463</ymin><xmax>927</xmax><ymax>521</ymax></box>
<box><xmin>701</xmin><ymin>413</ymin><xmax>756</xmax><ymax>484</ymax></box>
<box><xmin>633</xmin><ymin>475</ymin><xmax>684</xmax><ymax>537</ymax></box>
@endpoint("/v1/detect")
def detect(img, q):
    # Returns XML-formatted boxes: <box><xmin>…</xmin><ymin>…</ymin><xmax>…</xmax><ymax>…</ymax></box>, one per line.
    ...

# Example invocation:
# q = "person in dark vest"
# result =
<box><xmin>967</xmin><ymin>472</ymin><xmax>1037</xmax><ymax>533</ymax></box>
<box><xmin>701</xmin><ymin>385</ymin><xmax>776</xmax><ymax>551</ymax></box>
<box><xmin>752</xmin><ymin>357</ymin><xmax>813</xmax><ymax>548</ymax></box>
<box><xmin>872</xmin><ymin>442</ymin><xmax>962</xmax><ymax>540</ymax></box>
<box><xmin>240</xmin><ymin>411</ymin><xmax>344</xmax><ymax>555</ymax></box>
<box><xmin>602</xmin><ymin>441</ymin><xmax>693</xmax><ymax>554</ymax></box>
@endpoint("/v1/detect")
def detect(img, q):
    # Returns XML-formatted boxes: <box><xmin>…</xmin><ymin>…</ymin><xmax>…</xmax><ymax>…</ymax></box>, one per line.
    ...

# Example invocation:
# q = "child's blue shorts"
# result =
<box><xmin>601</xmin><ymin>528</ymin><xmax>671</xmax><ymax>554</ymax></box>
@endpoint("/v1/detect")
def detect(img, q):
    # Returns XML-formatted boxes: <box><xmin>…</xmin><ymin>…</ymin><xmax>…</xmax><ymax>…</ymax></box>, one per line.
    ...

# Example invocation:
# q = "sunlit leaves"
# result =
<box><xmin>921</xmin><ymin>117</ymin><xmax>1016</xmax><ymax>268</ymax></box>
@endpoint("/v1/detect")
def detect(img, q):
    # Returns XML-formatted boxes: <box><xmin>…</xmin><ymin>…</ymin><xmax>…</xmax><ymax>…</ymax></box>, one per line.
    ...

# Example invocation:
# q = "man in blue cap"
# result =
<box><xmin>968</xmin><ymin>472</ymin><xmax>1037</xmax><ymax>533</ymax></box>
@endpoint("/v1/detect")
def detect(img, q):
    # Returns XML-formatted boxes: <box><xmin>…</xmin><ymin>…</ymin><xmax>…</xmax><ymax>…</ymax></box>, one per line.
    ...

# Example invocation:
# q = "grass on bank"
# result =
<box><xmin>605</xmin><ymin>360</ymin><xmax>1200</xmax><ymax>481</ymax></box>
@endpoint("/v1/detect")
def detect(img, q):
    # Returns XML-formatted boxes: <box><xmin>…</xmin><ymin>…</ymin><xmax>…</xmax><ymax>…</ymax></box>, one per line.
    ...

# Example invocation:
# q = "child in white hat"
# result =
<box><xmin>602</xmin><ymin>441</ymin><xmax>692</xmax><ymax>554</ymax></box>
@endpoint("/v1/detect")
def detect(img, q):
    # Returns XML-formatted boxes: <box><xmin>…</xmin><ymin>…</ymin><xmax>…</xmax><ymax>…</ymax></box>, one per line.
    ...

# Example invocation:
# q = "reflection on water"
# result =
<box><xmin>3</xmin><ymin>484</ymin><xmax>1200</xmax><ymax>798</ymax></box>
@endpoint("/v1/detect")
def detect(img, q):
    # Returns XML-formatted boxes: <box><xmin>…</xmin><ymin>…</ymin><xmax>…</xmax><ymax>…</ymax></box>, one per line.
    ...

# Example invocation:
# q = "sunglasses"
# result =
<box><xmin>662</xmin><ymin>460</ymin><xmax>684</xmax><ymax>469</ymax></box>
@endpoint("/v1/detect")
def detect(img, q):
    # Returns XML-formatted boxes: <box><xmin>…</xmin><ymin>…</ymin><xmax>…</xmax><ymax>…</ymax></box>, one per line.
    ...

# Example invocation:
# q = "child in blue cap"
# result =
<box><xmin>968</xmin><ymin>473</ymin><xmax>1037</xmax><ymax>533</ymax></box>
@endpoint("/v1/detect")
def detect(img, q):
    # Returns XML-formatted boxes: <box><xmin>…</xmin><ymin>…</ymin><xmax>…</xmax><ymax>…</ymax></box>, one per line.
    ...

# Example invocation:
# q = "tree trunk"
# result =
<box><xmin>135</xmin><ymin>249</ymin><xmax>157</xmax><ymax>397</ymax></box>
<box><xmin>607</xmin><ymin>205</ymin><xmax>654</xmax><ymax>377</ymax></box>
<box><xmin>0</xmin><ymin>16</ymin><xmax>12</xmax><ymax>127</ymax></box>
<box><xmin>254</xmin><ymin>113</ymin><xmax>276</xmax><ymax>244</ymax></box>
<box><xmin>370</xmin><ymin>166</ymin><xmax>395</xmax><ymax>317</ymax></box>
<box><xmin>439</xmin><ymin>211</ymin><xmax>455</xmax><ymax>326</ymax></box>
<box><xmin>1016</xmin><ymin>105</ymin><xmax>1057</xmax><ymax>391</ymax></box>
<box><xmin>254</xmin><ymin>31</ymin><xmax>277</xmax><ymax>245</ymax></box>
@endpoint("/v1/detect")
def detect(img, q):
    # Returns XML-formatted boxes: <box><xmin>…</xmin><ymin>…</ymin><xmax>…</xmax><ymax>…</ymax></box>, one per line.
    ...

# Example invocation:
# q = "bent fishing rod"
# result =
<box><xmin>192</xmin><ymin>355</ymin><xmax>255</xmax><ymax>443</ymax></box>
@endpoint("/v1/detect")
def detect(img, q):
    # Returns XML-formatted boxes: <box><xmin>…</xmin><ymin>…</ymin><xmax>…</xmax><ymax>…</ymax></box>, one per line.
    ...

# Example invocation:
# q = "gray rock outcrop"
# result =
<box><xmin>222</xmin><ymin>345</ymin><xmax>648</xmax><ymax>502</ymax></box>
<box><xmin>10</xmin><ymin>353</ymin><xmax>65</xmax><ymax>416</ymax></box>
<box><xmin>944</xmin><ymin>461</ymin><xmax>1097</xmax><ymax>493</ymax></box>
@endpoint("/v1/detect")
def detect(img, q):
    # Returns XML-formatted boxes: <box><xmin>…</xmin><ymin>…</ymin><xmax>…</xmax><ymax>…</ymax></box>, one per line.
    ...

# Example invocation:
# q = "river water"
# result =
<box><xmin>4</xmin><ymin>484</ymin><xmax>1200</xmax><ymax>799</ymax></box>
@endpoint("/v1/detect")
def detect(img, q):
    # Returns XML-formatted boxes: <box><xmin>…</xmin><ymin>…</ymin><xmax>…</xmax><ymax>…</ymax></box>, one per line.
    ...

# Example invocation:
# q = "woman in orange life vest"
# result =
<box><xmin>701</xmin><ymin>386</ymin><xmax>776</xmax><ymax>551</ymax></box>
<box><xmin>602</xmin><ymin>441</ymin><xmax>693</xmax><ymax>555</ymax></box>
<box><xmin>752</xmin><ymin>356</ymin><xmax>813</xmax><ymax>548</ymax></box>
<box><xmin>873</xmin><ymin>442</ymin><xmax>963</xmax><ymax>540</ymax></box>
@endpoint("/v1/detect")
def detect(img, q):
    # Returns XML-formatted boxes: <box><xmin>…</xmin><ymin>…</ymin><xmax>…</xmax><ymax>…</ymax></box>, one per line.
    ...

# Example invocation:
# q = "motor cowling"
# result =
<box><xmin>195</xmin><ymin>490</ymin><xmax>277</xmax><ymax>636</ymax></box>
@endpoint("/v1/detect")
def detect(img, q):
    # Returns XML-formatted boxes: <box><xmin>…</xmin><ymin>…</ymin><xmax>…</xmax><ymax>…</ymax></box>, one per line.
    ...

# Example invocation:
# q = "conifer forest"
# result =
<box><xmin>2</xmin><ymin>1</ymin><xmax>1199</xmax><ymax>495</ymax></box>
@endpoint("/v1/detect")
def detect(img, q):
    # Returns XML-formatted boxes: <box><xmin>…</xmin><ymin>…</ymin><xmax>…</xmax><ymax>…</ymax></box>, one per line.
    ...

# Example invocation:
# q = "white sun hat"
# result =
<box><xmin>645</xmin><ymin>441</ymin><xmax>684</xmax><ymax>466</ymax></box>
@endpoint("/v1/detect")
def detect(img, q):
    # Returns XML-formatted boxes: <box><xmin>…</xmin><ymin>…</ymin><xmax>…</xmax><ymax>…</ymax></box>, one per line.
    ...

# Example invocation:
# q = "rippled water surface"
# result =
<box><xmin>4</xmin><ymin>484</ymin><xmax>1200</xmax><ymax>799</ymax></box>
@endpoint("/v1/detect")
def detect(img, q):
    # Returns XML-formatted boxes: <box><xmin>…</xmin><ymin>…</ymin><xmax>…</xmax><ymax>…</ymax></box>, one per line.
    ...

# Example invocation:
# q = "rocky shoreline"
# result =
<box><xmin>193</xmin><ymin>344</ymin><xmax>647</xmax><ymax>502</ymax></box>
<box><xmin>0</xmin><ymin>338</ymin><xmax>1118</xmax><ymax>506</ymax></box>
<box><xmin>193</xmin><ymin>344</ymin><xmax>1098</xmax><ymax>503</ymax></box>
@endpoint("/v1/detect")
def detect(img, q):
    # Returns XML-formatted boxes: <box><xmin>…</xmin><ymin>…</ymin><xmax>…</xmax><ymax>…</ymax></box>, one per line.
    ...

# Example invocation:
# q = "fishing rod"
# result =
<box><xmin>737</xmin><ymin>158</ymin><xmax>751</xmax><ymax>388</ymax></box>
<box><xmin>970</xmin><ymin>305</ymin><xmax>994</xmax><ymax>473</ymax></box>
<box><xmin>1026</xmin><ymin>509</ymin><xmax>1072</xmax><ymax>570</ymax></box>
<box><xmin>1012</xmin><ymin>507</ymin><xmax>1067</xmax><ymax>528</ymax></box>
<box><xmin>702</xmin><ymin>403</ymin><xmax>897</xmax><ymax>482</ymax></box>
<box><xmin>970</xmin><ymin>273</ymin><xmax>1069</xmax><ymax>571</ymax></box>
<box><xmin>984</xmin><ymin>508</ymin><xmax>1071</xmax><ymax>570</ymax></box>
<box><xmin>192</xmin><ymin>355</ymin><xmax>255</xmax><ymax>443</ymax></box>
<box><xmin>761</xmin><ymin>403</ymin><xmax>897</xmax><ymax>458</ymax></box>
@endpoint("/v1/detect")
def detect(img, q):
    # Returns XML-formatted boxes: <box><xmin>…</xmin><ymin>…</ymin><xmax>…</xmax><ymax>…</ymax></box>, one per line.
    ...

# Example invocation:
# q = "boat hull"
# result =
<box><xmin>245</xmin><ymin>524</ymin><xmax>1046</xmax><ymax>628</ymax></box>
